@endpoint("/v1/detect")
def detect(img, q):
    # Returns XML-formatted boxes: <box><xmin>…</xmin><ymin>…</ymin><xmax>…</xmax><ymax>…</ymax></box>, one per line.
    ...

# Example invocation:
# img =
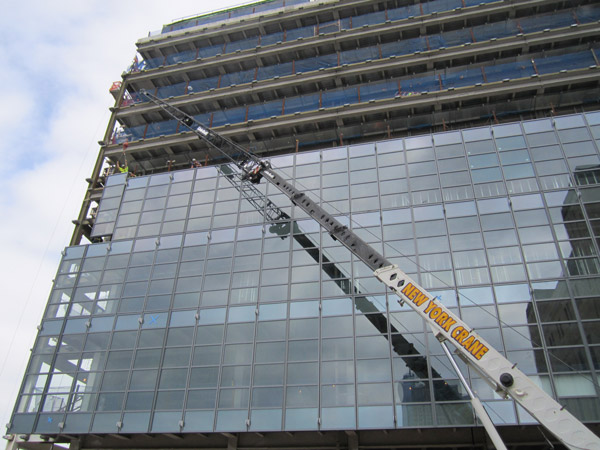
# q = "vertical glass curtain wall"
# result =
<box><xmin>10</xmin><ymin>112</ymin><xmax>600</xmax><ymax>435</ymax></box>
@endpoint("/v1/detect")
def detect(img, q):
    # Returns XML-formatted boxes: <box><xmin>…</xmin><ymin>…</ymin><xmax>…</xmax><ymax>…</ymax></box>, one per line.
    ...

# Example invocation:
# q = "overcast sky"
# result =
<box><xmin>0</xmin><ymin>0</ymin><xmax>245</xmax><ymax>436</ymax></box>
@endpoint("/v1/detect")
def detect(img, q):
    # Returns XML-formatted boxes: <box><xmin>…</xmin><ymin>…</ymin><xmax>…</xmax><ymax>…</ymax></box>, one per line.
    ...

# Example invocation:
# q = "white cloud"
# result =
<box><xmin>0</xmin><ymin>0</ymin><xmax>244</xmax><ymax>437</ymax></box>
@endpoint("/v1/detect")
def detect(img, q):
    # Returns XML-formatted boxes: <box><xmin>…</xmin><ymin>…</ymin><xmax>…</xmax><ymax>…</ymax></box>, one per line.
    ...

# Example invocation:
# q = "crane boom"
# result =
<box><xmin>139</xmin><ymin>90</ymin><xmax>600</xmax><ymax>450</ymax></box>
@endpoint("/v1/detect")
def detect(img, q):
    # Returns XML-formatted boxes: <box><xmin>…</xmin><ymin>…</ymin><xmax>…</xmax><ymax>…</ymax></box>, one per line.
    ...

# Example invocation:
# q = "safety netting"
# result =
<box><xmin>483</xmin><ymin>60</ymin><xmax>535</xmax><ymax>83</ymax></box>
<box><xmin>120</xmin><ymin>46</ymin><xmax>597</xmax><ymax>141</ymax></box>
<box><xmin>421</xmin><ymin>0</ymin><xmax>462</xmax><ymax>15</ymax></box>
<box><xmin>295</xmin><ymin>54</ymin><xmax>338</xmax><ymax>72</ymax></box>
<box><xmin>144</xmin><ymin>55</ymin><xmax>166</xmax><ymax>70</ymax></box>
<box><xmin>211</xmin><ymin>108</ymin><xmax>248</xmax><ymax>127</ymax></box>
<box><xmin>220</xmin><ymin>68</ymin><xmax>257</xmax><ymax>87</ymax></box>
<box><xmin>257</xmin><ymin>62</ymin><xmax>294</xmax><ymax>80</ymax></box>
<box><xmin>519</xmin><ymin>12</ymin><xmax>578</xmax><ymax>33</ymax></box>
<box><xmin>248</xmin><ymin>100</ymin><xmax>283</xmax><ymax>120</ymax></box>
<box><xmin>197</xmin><ymin>43</ymin><xmax>226</xmax><ymax>59</ymax></box>
<box><xmin>351</xmin><ymin>10</ymin><xmax>387</xmax><ymax>28</ymax></box>
<box><xmin>166</xmin><ymin>49</ymin><xmax>197</xmax><ymax>65</ymax></box>
<box><xmin>225</xmin><ymin>36</ymin><xmax>261</xmax><ymax>53</ymax></box>
<box><xmin>188</xmin><ymin>77</ymin><xmax>220</xmax><ymax>93</ymax></box>
<box><xmin>386</xmin><ymin>4</ymin><xmax>422</xmax><ymax>21</ymax></box>
<box><xmin>576</xmin><ymin>5</ymin><xmax>600</xmax><ymax>22</ymax></box>
<box><xmin>284</xmin><ymin>93</ymin><xmax>321</xmax><ymax>114</ymax></box>
<box><xmin>143</xmin><ymin>5</ymin><xmax>595</xmax><ymax>99</ymax></box>
<box><xmin>258</xmin><ymin>30</ymin><xmax>285</xmax><ymax>46</ymax></box>
<box><xmin>379</xmin><ymin>37</ymin><xmax>429</xmax><ymax>59</ymax></box>
<box><xmin>156</xmin><ymin>82</ymin><xmax>188</xmax><ymax>99</ymax></box>
<box><xmin>399</xmin><ymin>74</ymin><xmax>439</xmax><ymax>95</ymax></box>
<box><xmin>441</xmin><ymin>68</ymin><xmax>484</xmax><ymax>89</ymax></box>
<box><xmin>144</xmin><ymin>120</ymin><xmax>179</xmax><ymax>139</ymax></box>
<box><xmin>535</xmin><ymin>51</ymin><xmax>596</xmax><ymax>74</ymax></box>
<box><xmin>321</xmin><ymin>87</ymin><xmax>359</xmax><ymax>108</ymax></box>
<box><xmin>360</xmin><ymin>80</ymin><xmax>399</xmax><ymax>102</ymax></box>
<box><xmin>472</xmin><ymin>21</ymin><xmax>520</xmax><ymax>42</ymax></box>
<box><xmin>439</xmin><ymin>29</ymin><xmax>473</xmax><ymax>47</ymax></box>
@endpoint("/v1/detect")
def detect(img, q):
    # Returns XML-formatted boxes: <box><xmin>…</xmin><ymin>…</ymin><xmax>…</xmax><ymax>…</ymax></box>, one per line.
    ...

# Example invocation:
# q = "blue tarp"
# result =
<box><xmin>220</xmin><ymin>68</ymin><xmax>257</xmax><ymax>86</ymax></box>
<box><xmin>225</xmin><ymin>36</ymin><xmax>260</xmax><ymax>52</ymax></box>
<box><xmin>421</xmin><ymin>0</ymin><xmax>462</xmax><ymax>15</ymax></box>
<box><xmin>259</xmin><ymin>31</ymin><xmax>285</xmax><ymax>46</ymax></box>
<box><xmin>284</xmin><ymin>93</ymin><xmax>320</xmax><ymax>114</ymax></box>
<box><xmin>535</xmin><ymin>51</ymin><xmax>595</xmax><ymax>74</ymax></box>
<box><xmin>463</xmin><ymin>0</ymin><xmax>496</xmax><ymax>6</ymax></box>
<box><xmin>484</xmin><ymin>60</ymin><xmax>535</xmax><ymax>82</ymax></box>
<box><xmin>295</xmin><ymin>54</ymin><xmax>338</xmax><ymax>72</ymax></box>
<box><xmin>211</xmin><ymin>108</ymin><xmax>248</xmax><ymax>127</ymax></box>
<box><xmin>285</xmin><ymin>25</ymin><xmax>315</xmax><ymax>41</ymax></box>
<box><xmin>322</xmin><ymin>87</ymin><xmax>359</xmax><ymax>108</ymax></box>
<box><xmin>351</xmin><ymin>11</ymin><xmax>386</xmax><ymax>28</ymax></box>
<box><xmin>441</xmin><ymin>29</ymin><xmax>473</xmax><ymax>47</ymax></box>
<box><xmin>121</xmin><ymin>124</ymin><xmax>146</xmax><ymax>141</ymax></box>
<box><xmin>156</xmin><ymin>82</ymin><xmax>188</xmax><ymax>98</ymax></box>
<box><xmin>340</xmin><ymin>46</ymin><xmax>379</xmax><ymax>65</ymax></box>
<box><xmin>577</xmin><ymin>5</ymin><xmax>600</xmax><ymax>23</ymax></box>
<box><xmin>386</xmin><ymin>4</ymin><xmax>420</xmax><ymax>21</ymax></box>
<box><xmin>400</xmin><ymin>74</ymin><xmax>438</xmax><ymax>94</ymax></box>
<box><xmin>441</xmin><ymin>68</ymin><xmax>484</xmax><ymax>89</ymax></box>
<box><xmin>145</xmin><ymin>120</ymin><xmax>178</xmax><ymax>139</ymax></box>
<box><xmin>166</xmin><ymin>49</ymin><xmax>196</xmax><ymax>65</ymax></box>
<box><xmin>144</xmin><ymin>55</ymin><xmax>165</xmax><ymax>69</ymax></box>
<box><xmin>248</xmin><ymin>100</ymin><xmax>284</xmax><ymax>120</ymax></box>
<box><xmin>257</xmin><ymin>62</ymin><xmax>294</xmax><ymax>80</ymax></box>
<box><xmin>193</xmin><ymin>113</ymin><xmax>213</xmax><ymax>127</ymax></box>
<box><xmin>198</xmin><ymin>43</ymin><xmax>225</xmax><ymax>59</ymax></box>
<box><xmin>519</xmin><ymin>11</ymin><xmax>575</xmax><ymax>33</ymax></box>
<box><xmin>473</xmin><ymin>21</ymin><xmax>520</xmax><ymax>42</ymax></box>
<box><xmin>360</xmin><ymin>80</ymin><xmax>399</xmax><ymax>102</ymax></box>
<box><xmin>188</xmin><ymin>77</ymin><xmax>219</xmax><ymax>93</ymax></box>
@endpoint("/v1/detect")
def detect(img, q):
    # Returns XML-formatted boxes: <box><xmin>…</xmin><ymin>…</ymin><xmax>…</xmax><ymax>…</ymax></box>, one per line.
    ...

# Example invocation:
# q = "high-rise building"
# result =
<box><xmin>6</xmin><ymin>0</ymin><xmax>600</xmax><ymax>449</ymax></box>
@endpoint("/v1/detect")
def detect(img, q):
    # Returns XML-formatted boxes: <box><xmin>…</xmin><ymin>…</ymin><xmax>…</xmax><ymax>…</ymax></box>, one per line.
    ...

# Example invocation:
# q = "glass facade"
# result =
<box><xmin>10</xmin><ymin>112</ymin><xmax>600</xmax><ymax>435</ymax></box>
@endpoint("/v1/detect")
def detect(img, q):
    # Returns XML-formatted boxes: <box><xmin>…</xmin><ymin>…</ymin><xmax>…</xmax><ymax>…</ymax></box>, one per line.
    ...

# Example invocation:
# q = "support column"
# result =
<box><xmin>345</xmin><ymin>430</ymin><xmax>358</xmax><ymax>450</ymax></box>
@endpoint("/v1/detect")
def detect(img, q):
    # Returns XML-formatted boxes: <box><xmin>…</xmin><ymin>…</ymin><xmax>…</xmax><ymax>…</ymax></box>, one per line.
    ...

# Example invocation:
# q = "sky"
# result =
<box><xmin>0</xmin><ymin>0</ymin><xmax>244</xmax><ymax>437</ymax></box>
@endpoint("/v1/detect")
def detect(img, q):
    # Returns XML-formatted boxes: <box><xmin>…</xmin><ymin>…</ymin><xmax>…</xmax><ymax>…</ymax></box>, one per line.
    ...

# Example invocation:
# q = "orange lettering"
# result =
<box><xmin>474</xmin><ymin>345</ymin><xmax>489</xmax><ymax>360</ymax></box>
<box><xmin>424</xmin><ymin>300</ymin><xmax>437</xmax><ymax>314</ymax></box>
<box><xmin>429</xmin><ymin>307</ymin><xmax>442</xmax><ymax>319</ymax></box>
<box><xmin>401</xmin><ymin>283</ymin><xmax>417</xmax><ymax>299</ymax></box>
<box><xmin>434</xmin><ymin>312</ymin><xmax>448</xmax><ymax>325</ymax></box>
<box><xmin>413</xmin><ymin>291</ymin><xmax>429</xmax><ymax>307</ymax></box>
<box><xmin>461</xmin><ymin>335</ymin><xmax>475</xmax><ymax>349</ymax></box>
<box><xmin>452</xmin><ymin>326</ymin><xmax>464</xmax><ymax>339</ymax></box>
<box><xmin>456</xmin><ymin>329</ymin><xmax>469</xmax><ymax>342</ymax></box>
<box><xmin>468</xmin><ymin>340</ymin><xmax>484</xmax><ymax>357</ymax></box>
<box><xmin>441</xmin><ymin>317</ymin><xmax>456</xmax><ymax>332</ymax></box>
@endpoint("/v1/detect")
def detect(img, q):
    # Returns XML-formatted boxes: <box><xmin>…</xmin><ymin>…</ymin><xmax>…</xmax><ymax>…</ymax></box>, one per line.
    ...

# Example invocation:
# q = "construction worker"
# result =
<box><xmin>116</xmin><ymin>160</ymin><xmax>128</xmax><ymax>174</ymax></box>
<box><xmin>117</xmin><ymin>142</ymin><xmax>129</xmax><ymax>174</ymax></box>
